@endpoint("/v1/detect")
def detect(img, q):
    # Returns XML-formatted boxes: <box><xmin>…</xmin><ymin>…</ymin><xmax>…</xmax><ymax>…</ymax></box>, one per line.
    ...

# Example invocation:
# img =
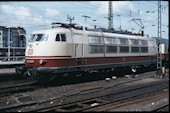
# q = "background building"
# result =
<box><xmin>0</xmin><ymin>26</ymin><xmax>26</xmax><ymax>61</ymax></box>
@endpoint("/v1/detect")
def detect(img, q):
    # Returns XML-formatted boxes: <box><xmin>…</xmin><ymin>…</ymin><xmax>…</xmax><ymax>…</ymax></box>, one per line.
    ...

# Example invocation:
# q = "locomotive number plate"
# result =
<box><xmin>26</xmin><ymin>60</ymin><xmax>34</xmax><ymax>64</ymax></box>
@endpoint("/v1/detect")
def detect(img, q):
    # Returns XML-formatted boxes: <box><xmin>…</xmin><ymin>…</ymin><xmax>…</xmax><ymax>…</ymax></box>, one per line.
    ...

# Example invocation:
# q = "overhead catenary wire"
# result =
<box><xmin>0</xmin><ymin>1</ymin><xmax>168</xmax><ymax>38</ymax></box>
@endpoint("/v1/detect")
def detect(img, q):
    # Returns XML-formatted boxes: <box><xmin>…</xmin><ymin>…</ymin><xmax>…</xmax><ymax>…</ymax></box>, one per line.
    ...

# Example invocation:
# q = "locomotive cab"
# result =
<box><xmin>25</xmin><ymin>28</ymin><xmax>72</xmax><ymax>66</ymax></box>
<box><xmin>16</xmin><ymin>27</ymin><xmax>73</xmax><ymax>81</ymax></box>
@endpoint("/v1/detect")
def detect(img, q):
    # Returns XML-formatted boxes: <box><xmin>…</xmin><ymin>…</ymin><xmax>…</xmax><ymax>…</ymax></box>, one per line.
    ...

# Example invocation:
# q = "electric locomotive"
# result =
<box><xmin>16</xmin><ymin>23</ymin><xmax>168</xmax><ymax>82</ymax></box>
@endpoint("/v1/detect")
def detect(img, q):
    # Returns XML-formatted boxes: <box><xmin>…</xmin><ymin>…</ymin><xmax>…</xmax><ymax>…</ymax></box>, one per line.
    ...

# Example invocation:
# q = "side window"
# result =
<box><xmin>89</xmin><ymin>45</ymin><xmax>104</xmax><ymax>53</ymax></box>
<box><xmin>119</xmin><ymin>46</ymin><xmax>129</xmax><ymax>53</ymax></box>
<box><xmin>0</xmin><ymin>31</ymin><xmax>2</xmax><ymax>36</ymax></box>
<box><xmin>119</xmin><ymin>38</ymin><xmax>129</xmax><ymax>45</ymax></box>
<box><xmin>61</xmin><ymin>34</ymin><xmax>66</xmax><ymax>41</ymax></box>
<box><xmin>55</xmin><ymin>34</ymin><xmax>66</xmax><ymax>42</ymax></box>
<box><xmin>56</xmin><ymin>34</ymin><xmax>60</xmax><ymax>41</ymax></box>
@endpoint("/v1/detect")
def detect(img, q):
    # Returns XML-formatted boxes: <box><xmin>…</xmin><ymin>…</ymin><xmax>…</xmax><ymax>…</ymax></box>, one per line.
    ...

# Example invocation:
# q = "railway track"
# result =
<box><xmin>0</xmin><ymin>71</ymin><xmax>156</xmax><ymax>97</ymax></box>
<box><xmin>84</xmin><ymin>89</ymin><xmax>169</xmax><ymax>111</ymax></box>
<box><xmin>37</xmin><ymin>80</ymin><xmax>169</xmax><ymax>112</ymax></box>
<box><xmin>0</xmin><ymin>74</ymin><xmax>168</xmax><ymax>112</ymax></box>
<box><xmin>0</xmin><ymin>79</ymin><xmax>39</xmax><ymax>97</ymax></box>
<box><xmin>154</xmin><ymin>105</ymin><xmax>169</xmax><ymax>111</ymax></box>
<box><xmin>0</xmin><ymin>73</ymin><xmax>23</xmax><ymax>83</ymax></box>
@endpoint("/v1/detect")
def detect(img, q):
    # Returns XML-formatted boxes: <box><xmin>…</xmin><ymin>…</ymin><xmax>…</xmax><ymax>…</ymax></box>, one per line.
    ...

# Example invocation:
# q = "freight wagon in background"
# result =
<box><xmin>0</xmin><ymin>26</ymin><xmax>26</xmax><ymax>62</ymax></box>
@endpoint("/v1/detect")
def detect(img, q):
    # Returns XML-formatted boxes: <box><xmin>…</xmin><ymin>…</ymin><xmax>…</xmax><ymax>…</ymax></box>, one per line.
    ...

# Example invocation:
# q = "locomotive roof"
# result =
<box><xmin>32</xmin><ymin>26</ymin><xmax>151</xmax><ymax>40</ymax></box>
<box><xmin>32</xmin><ymin>27</ymin><xmax>70</xmax><ymax>34</ymax></box>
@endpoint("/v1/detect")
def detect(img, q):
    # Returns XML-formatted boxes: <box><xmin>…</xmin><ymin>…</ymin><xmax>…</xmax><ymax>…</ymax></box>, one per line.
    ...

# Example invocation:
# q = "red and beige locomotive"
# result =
<box><xmin>16</xmin><ymin>23</ymin><xmax>168</xmax><ymax>82</ymax></box>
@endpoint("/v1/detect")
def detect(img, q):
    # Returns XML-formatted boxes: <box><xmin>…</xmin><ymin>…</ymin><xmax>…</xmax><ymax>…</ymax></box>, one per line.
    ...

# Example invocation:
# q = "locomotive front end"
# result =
<box><xmin>16</xmin><ymin>31</ymin><xmax>51</xmax><ymax>79</ymax></box>
<box><xmin>16</xmin><ymin>27</ymin><xmax>72</xmax><ymax>82</ymax></box>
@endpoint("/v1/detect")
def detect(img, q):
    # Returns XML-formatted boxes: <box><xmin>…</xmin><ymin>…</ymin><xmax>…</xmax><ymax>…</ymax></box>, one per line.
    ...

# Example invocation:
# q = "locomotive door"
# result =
<box><xmin>74</xmin><ymin>44</ymin><xmax>85</xmax><ymax>66</ymax></box>
<box><xmin>73</xmin><ymin>34</ymin><xmax>84</xmax><ymax>66</ymax></box>
<box><xmin>75</xmin><ymin>44</ymin><xmax>83</xmax><ymax>58</ymax></box>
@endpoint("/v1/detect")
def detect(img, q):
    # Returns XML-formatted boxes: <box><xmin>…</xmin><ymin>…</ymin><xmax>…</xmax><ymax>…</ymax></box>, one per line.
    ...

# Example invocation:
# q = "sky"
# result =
<box><xmin>0</xmin><ymin>1</ymin><xmax>169</xmax><ymax>40</ymax></box>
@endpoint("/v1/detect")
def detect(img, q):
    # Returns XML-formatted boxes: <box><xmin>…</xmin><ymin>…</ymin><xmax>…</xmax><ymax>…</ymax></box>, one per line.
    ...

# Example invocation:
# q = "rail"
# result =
<box><xmin>0</xmin><ymin>75</ymin><xmax>167</xmax><ymax>112</ymax></box>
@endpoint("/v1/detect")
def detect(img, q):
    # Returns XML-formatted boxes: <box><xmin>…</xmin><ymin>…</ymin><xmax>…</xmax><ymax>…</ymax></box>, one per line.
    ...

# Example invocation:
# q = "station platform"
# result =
<box><xmin>0</xmin><ymin>60</ymin><xmax>24</xmax><ymax>66</ymax></box>
<box><xmin>0</xmin><ymin>68</ymin><xmax>16</xmax><ymax>75</ymax></box>
<box><xmin>0</xmin><ymin>60</ymin><xmax>25</xmax><ymax>70</ymax></box>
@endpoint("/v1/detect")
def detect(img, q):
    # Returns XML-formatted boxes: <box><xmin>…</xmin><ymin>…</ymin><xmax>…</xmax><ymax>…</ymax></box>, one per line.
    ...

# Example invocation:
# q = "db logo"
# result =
<box><xmin>28</xmin><ymin>49</ymin><xmax>33</xmax><ymax>55</ymax></box>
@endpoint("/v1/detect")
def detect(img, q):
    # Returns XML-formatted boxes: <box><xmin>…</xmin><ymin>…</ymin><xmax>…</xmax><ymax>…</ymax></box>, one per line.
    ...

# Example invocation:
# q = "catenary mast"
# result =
<box><xmin>108</xmin><ymin>1</ymin><xmax>113</xmax><ymax>30</ymax></box>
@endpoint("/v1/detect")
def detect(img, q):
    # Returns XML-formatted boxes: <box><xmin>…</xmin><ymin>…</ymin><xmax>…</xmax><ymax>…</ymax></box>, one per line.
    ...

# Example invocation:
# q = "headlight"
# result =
<box><xmin>39</xmin><ymin>59</ymin><xmax>43</xmax><ymax>64</ymax></box>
